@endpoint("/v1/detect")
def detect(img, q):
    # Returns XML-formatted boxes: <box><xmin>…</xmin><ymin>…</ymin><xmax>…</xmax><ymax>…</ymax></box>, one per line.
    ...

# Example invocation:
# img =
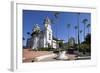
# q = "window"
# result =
<box><xmin>49</xmin><ymin>33</ymin><xmax>51</xmax><ymax>40</ymax></box>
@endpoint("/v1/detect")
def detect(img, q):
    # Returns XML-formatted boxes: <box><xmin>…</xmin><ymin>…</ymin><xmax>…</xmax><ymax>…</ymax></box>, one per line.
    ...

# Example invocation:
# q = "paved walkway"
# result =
<box><xmin>23</xmin><ymin>49</ymin><xmax>91</xmax><ymax>62</ymax></box>
<box><xmin>23</xmin><ymin>49</ymin><xmax>53</xmax><ymax>62</ymax></box>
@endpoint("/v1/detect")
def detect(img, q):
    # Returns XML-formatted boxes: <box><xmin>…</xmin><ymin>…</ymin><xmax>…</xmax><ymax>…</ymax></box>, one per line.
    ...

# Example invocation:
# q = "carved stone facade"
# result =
<box><xmin>26</xmin><ymin>16</ymin><xmax>58</xmax><ymax>50</ymax></box>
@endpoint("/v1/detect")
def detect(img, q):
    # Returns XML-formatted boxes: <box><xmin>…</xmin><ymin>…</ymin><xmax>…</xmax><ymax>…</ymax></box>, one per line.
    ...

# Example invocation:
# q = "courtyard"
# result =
<box><xmin>23</xmin><ymin>48</ymin><xmax>90</xmax><ymax>63</ymax></box>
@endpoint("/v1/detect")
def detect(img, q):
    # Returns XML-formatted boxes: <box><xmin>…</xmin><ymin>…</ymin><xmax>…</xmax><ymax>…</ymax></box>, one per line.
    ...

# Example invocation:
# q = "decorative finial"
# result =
<box><xmin>44</xmin><ymin>16</ymin><xmax>51</xmax><ymax>24</ymax></box>
<box><xmin>33</xmin><ymin>24</ymin><xmax>40</xmax><ymax>32</ymax></box>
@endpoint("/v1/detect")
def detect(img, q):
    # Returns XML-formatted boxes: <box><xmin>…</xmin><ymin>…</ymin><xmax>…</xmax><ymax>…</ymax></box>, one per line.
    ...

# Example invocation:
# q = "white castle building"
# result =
<box><xmin>26</xmin><ymin>16</ymin><xmax>63</xmax><ymax>50</ymax></box>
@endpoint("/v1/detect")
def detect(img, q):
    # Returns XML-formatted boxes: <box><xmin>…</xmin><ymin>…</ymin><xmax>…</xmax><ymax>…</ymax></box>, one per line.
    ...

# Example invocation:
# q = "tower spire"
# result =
<box><xmin>44</xmin><ymin>16</ymin><xmax>51</xmax><ymax>25</ymax></box>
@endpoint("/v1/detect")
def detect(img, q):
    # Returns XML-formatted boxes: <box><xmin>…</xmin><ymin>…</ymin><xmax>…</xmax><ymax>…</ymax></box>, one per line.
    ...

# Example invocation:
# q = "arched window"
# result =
<box><xmin>49</xmin><ymin>33</ymin><xmax>51</xmax><ymax>40</ymax></box>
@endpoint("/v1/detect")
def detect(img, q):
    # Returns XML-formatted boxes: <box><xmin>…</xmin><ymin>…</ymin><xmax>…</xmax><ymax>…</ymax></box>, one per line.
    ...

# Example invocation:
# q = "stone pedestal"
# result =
<box><xmin>56</xmin><ymin>51</ymin><xmax>68</xmax><ymax>60</ymax></box>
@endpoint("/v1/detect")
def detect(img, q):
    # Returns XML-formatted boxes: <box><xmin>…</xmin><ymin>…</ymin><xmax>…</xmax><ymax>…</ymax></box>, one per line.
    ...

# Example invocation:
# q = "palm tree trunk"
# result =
<box><xmin>76</xmin><ymin>30</ymin><xmax>77</xmax><ymax>44</ymax></box>
<box><xmin>88</xmin><ymin>27</ymin><xmax>89</xmax><ymax>34</ymax></box>
<box><xmin>77</xmin><ymin>13</ymin><xmax>80</xmax><ymax>51</ymax></box>
<box><xmin>84</xmin><ymin>24</ymin><xmax>85</xmax><ymax>41</ymax></box>
<box><xmin>68</xmin><ymin>29</ymin><xmax>69</xmax><ymax>49</ymax></box>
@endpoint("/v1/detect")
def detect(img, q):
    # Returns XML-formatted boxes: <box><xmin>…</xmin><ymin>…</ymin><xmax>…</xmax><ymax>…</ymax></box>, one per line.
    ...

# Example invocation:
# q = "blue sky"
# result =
<box><xmin>23</xmin><ymin>10</ymin><xmax>91</xmax><ymax>46</ymax></box>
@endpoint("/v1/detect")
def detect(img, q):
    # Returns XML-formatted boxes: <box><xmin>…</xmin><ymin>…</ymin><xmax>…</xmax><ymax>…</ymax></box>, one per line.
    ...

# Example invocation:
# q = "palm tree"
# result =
<box><xmin>80</xmin><ymin>30</ymin><xmax>82</xmax><ymax>33</ymax></box>
<box><xmin>54</xmin><ymin>12</ymin><xmax>60</xmax><ymax>35</ymax></box>
<box><xmin>77</xmin><ymin>13</ymin><xmax>80</xmax><ymax>51</ymax></box>
<box><xmin>67</xmin><ymin>24</ymin><xmax>71</xmax><ymax>49</ymax></box>
<box><xmin>74</xmin><ymin>26</ymin><xmax>78</xmax><ymax>44</ymax></box>
<box><xmin>27</xmin><ymin>32</ymin><xmax>31</xmax><ymax>37</ymax></box>
<box><xmin>23</xmin><ymin>37</ymin><xmax>25</xmax><ymax>40</ymax></box>
<box><xmin>87</xmin><ymin>24</ymin><xmax>90</xmax><ymax>34</ymax></box>
<box><xmin>82</xmin><ymin>19</ymin><xmax>88</xmax><ymax>41</ymax></box>
<box><xmin>54</xmin><ymin>12</ymin><xmax>60</xmax><ymax>49</ymax></box>
<box><xmin>54</xmin><ymin>12</ymin><xmax>60</xmax><ymax>19</ymax></box>
<box><xmin>80</xmin><ymin>30</ymin><xmax>82</xmax><ymax>43</ymax></box>
<box><xmin>27</xmin><ymin>32</ymin><xmax>30</xmax><ymax>35</ymax></box>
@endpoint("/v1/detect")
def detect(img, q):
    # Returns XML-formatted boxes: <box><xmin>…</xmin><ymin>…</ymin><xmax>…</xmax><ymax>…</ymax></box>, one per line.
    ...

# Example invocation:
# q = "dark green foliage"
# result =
<box><xmin>85</xmin><ymin>34</ymin><xmax>91</xmax><ymax>44</ymax></box>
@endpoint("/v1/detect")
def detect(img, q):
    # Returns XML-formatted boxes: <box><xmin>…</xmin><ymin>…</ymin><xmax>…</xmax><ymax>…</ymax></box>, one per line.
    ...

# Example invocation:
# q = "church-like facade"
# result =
<box><xmin>26</xmin><ymin>16</ymin><xmax>61</xmax><ymax>50</ymax></box>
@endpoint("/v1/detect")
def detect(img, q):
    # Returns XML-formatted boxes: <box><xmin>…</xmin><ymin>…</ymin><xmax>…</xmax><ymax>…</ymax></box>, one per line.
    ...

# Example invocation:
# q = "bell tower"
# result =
<box><xmin>44</xmin><ymin>16</ymin><xmax>52</xmax><ymax>47</ymax></box>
